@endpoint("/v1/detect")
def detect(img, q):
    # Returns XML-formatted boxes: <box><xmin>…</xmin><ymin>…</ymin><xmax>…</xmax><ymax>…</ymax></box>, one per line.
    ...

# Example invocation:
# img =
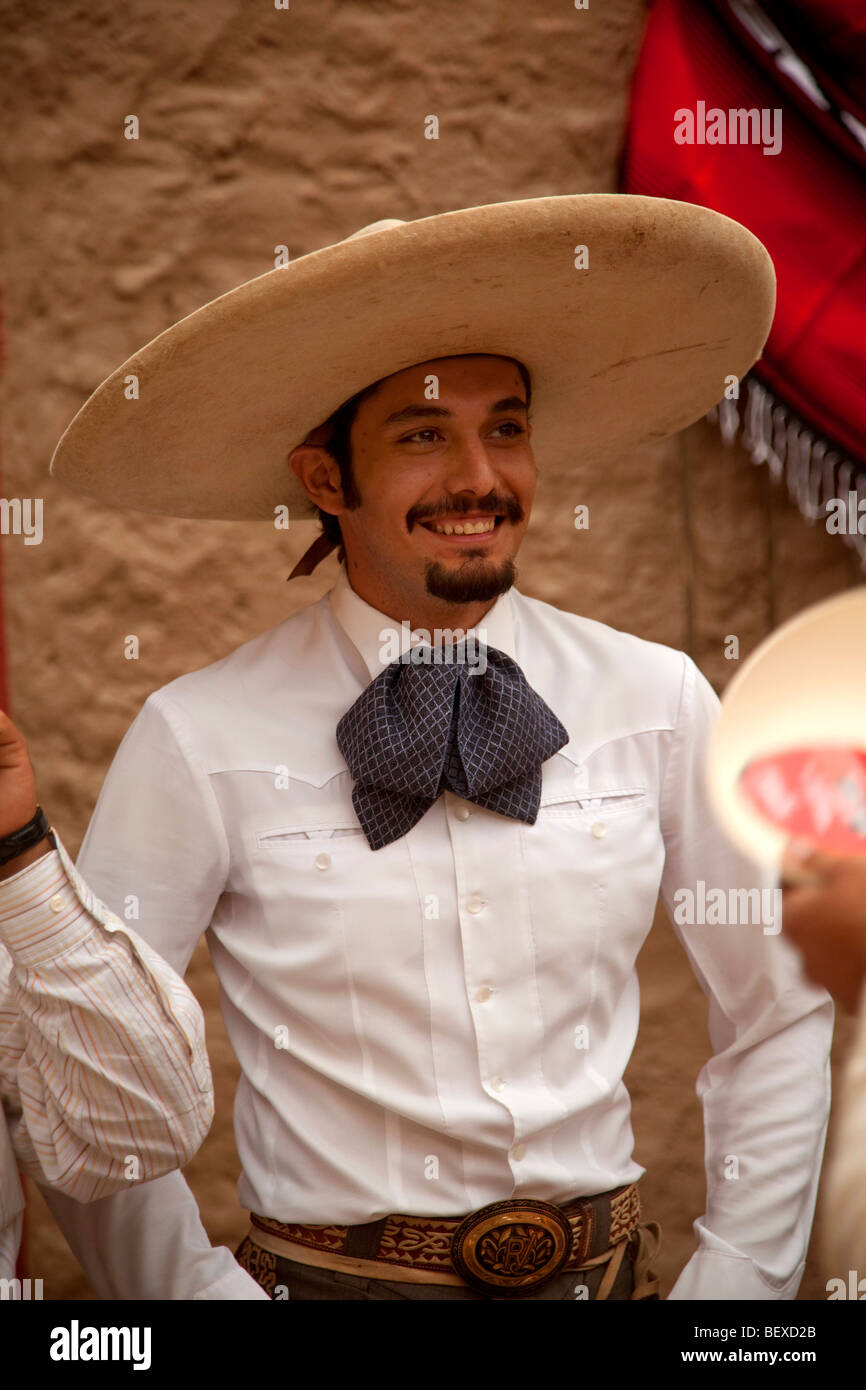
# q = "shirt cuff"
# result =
<box><xmin>0</xmin><ymin>836</ymin><xmax>102</xmax><ymax>965</ymax></box>
<box><xmin>667</xmin><ymin>1247</ymin><xmax>804</xmax><ymax>1300</ymax></box>
<box><xmin>190</xmin><ymin>1248</ymin><xmax>272</xmax><ymax>1300</ymax></box>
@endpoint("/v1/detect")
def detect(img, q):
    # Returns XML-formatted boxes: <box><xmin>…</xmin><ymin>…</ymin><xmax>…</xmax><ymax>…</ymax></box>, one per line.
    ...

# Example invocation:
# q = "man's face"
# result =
<box><xmin>323</xmin><ymin>354</ymin><xmax>536</xmax><ymax>615</ymax></box>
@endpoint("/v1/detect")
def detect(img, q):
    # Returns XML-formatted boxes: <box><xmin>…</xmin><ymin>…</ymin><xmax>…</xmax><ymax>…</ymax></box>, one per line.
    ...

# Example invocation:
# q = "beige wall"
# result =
<box><xmin>2</xmin><ymin>0</ymin><xmax>861</xmax><ymax>1299</ymax></box>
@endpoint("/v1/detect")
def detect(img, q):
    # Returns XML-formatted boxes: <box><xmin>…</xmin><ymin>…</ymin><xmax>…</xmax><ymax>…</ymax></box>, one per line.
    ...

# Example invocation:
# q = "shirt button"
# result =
<box><xmin>49</xmin><ymin>894</ymin><xmax>64</xmax><ymax>913</ymax></box>
<box><xmin>491</xmin><ymin>1075</ymin><xmax>504</xmax><ymax>1092</ymax></box>
<box><xmin>314</xmin><ymin>853</ymin><xmax>331</xmax><ymax>871</ymax></box>
<box><xmin>455</xmin><ymin>806</ymin><xmax>471</xmax><ymax>821</ymax></box>
<box><xmin>475</xmin><ymin>986</ymin><xmax>491</xmax><ymax>1003</ymax></box>
<box><xmin>466</xmin><ymin>894</ymin><xmax>484</xmax><ymax>914</ymax></box>
<box><xmin>512</xmin><ymin>1143</ymin><xmax>527</xmax><ymax>1161</ymax></box>
<box><xmin>591</xmin><ymin>822</ymin><xmax>607</xmax><ymax>839</ymax></box>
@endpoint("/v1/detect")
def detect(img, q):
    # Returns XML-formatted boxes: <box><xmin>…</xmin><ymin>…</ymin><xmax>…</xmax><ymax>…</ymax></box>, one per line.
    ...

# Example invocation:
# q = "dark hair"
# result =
<box><xmin>314</xmin><ymin>356</ymin><xmax>532</xmax><ymax>552</ymax></box>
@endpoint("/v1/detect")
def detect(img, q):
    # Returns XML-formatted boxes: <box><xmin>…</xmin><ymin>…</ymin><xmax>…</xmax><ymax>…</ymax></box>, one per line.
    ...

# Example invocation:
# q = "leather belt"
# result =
<box><xmin>247</xmin><ymin>1181</ymin><xmax>642</xmax><ymax>1297</ymax></box>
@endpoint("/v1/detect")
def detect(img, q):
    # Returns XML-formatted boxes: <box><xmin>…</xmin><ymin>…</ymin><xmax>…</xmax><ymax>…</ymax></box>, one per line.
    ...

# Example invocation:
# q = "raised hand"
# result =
<box><xmin>0</xmin><ymin>709</ymin><xmax>51</xmax><ymax>877</ymax></box>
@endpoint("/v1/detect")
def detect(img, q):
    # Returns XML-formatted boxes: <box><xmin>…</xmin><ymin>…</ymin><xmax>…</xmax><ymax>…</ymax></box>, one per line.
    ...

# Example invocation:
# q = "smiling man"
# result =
<box><xmin>43</xmin><ymin>197</ymin><xmax>833</xmax><ymax>1301</ymax></box>
<box><xmin>290</xmin><ymin>354</ymin><xmax>534</xmax><ymax>622</ymax></box>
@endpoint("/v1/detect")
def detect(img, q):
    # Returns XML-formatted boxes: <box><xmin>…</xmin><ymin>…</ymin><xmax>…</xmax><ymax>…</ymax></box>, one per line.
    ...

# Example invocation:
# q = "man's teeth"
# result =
<box><xmin>428</xmin><ymin>518</ymin><xmax>498</xmax><ymax>535</ymax></box>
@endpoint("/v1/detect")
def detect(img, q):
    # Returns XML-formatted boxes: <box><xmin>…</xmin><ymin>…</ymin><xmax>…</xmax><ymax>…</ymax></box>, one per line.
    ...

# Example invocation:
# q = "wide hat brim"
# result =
<box><xmin>706</xmin><ymin>588</ymin><xmax>866</xmax><ymax>867</ymax></box>
<box><xmin>49</xmin><ymin>193</ymin><xmax>775</xmax><ymax>522</ymax></box>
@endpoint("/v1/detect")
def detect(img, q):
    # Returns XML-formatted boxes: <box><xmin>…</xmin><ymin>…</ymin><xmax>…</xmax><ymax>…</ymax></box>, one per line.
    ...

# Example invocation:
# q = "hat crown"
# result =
<box><xmin>342</xmin><ymin>217</ymin><xmax>406</xmax><ymax>241</ymax></box>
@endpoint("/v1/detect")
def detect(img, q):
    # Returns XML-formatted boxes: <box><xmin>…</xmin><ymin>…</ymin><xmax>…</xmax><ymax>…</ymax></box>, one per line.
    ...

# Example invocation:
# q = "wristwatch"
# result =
<box><xmin>0</xmin><ymin>805</ymin><xmax>56</xmax><ymax>866</ymax></box>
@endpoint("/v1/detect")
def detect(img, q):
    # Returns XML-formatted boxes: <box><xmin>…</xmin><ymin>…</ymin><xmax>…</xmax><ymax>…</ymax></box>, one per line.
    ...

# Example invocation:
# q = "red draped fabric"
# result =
<box><xmin>621</xmin><ymin>0</ymin><xmax>866</xmax><ymax>476</ymax></box>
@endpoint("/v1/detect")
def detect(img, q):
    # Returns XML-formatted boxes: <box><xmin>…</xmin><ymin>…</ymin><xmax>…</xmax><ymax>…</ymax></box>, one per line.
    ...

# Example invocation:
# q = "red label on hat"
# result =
<box><xmin>739</xmin><ymin>748</ymin><xmax>866</xmax><ymax>853</ymax></box>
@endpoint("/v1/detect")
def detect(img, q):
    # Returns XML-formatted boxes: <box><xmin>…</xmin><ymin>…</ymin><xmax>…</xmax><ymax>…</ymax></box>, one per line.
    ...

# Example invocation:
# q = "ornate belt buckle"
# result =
<box><xmin>450</xmin><ymin>1198</ymin><xmax>580</xmax><ymax>1298</ymax></box>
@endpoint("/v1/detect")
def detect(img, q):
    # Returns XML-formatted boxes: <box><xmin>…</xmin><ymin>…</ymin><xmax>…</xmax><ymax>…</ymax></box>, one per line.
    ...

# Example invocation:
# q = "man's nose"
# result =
<box><xmin>440</xmin><ymin>435</ymin><xmax>500</xmax><ymax>496</ymax></box>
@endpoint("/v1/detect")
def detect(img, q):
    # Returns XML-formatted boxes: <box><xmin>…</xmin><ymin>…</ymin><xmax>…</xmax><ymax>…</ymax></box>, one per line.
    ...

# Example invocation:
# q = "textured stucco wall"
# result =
<box><xmin>1</xmin><ymin>0</ymin><xmax>860</xmax><ymax>1300</ymax></box>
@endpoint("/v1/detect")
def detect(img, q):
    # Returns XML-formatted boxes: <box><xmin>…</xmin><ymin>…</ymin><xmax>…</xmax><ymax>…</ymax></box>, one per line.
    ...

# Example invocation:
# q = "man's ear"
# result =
<box><xmin>288</xmin><ymin>444</ymin><xmax>345</xmax><ymax>516</ymax></box>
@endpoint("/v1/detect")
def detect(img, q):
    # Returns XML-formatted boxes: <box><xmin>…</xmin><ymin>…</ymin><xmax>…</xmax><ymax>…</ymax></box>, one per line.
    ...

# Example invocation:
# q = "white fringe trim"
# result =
<box><xmin>706</xmin><ymin>375</ymin><xmax>866</xmax><ymax>567</ymax></box>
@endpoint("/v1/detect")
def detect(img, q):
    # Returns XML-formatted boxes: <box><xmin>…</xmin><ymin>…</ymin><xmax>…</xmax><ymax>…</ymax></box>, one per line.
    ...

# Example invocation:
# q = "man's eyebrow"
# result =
<box><xmin>381</xmin><ymin>396</ymin><xmax>528</xmax><ymax>427</ymax></box>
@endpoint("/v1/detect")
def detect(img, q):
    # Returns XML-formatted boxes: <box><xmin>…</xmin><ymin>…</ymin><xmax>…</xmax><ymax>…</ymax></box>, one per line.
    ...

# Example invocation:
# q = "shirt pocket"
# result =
<box><xmin>538</xmin><ymin>786</ymin><xmax>649</xmax><ymax>821</ymax></box>
<box><xmin>245</xmin><ymin>801</ymin><xmax>416</xmax><ymax>1019</ymax></box>
<box><xmin>256</xmin><ymin>811</ymin><xmax>366</xmax><ymax>847</ymax></box>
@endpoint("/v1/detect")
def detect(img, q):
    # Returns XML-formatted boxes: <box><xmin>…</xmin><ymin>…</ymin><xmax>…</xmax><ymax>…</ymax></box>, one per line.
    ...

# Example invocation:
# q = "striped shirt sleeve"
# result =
<box><xmin>0</xmin><ymin>828</ymin><xmax>213</xmax><ymax>1203</ymax></box>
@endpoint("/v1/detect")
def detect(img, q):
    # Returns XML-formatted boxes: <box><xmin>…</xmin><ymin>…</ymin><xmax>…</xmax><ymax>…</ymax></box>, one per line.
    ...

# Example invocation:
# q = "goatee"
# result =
<box><xmin>424</xmin><ymin>555</ymin><xmax>517</xmax><ymax>604</ymax></box>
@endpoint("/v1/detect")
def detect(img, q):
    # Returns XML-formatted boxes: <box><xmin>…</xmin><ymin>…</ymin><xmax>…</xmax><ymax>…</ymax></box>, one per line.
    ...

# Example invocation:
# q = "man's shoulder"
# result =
<box><xmin>512</xmin><ymin>587</ymin><xmax>689</xmax><ymax>693</ymax></box>
<box><xmin>510</xmin><ymin>589</ymin><xmax>698</xmax><ymax>761</ymax></box>
<box><xmin>150</xmin><ymin>592</ymin><xmax>333</xmax><ymax>715</ymax></box>
<box><xmin>129</xmin><ymin>591</ymin><xmax>354</xmax><ymax>780</ymax></box>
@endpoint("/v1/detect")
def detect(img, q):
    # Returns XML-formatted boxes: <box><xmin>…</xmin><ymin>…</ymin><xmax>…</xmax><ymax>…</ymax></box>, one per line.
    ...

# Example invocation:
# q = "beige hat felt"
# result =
<box><xmin>49</xmin><ymin>194</ymin><xmax>775</xmax><ymax>523</ymax></box>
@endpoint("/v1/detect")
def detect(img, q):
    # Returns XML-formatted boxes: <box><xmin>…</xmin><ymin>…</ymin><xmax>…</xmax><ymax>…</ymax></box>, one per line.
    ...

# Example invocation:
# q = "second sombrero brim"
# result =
<box><xmin>49</xmin><ymin>193</ymin><xmax>775</xmax><ymax>522</ymax></box>
<box><xmin>706</xmin><ymin>589</ymin><xmax>866</xmax><ymax>867</ymax></box>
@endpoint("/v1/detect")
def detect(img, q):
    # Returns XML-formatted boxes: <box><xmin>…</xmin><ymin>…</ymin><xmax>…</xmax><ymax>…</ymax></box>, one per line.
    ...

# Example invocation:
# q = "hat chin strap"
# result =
<box><xmin>286</xmin><ymin>532</ymin><xmax>341</xmax><ymax>580</ymax></box>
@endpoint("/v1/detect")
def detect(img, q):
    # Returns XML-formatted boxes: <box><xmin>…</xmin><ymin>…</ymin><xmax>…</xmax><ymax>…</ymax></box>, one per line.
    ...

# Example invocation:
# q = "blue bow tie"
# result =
<box><xmin>336</xmin><ymin>641</ymin><xmax>569</xmax><ymax>850</ymax></box>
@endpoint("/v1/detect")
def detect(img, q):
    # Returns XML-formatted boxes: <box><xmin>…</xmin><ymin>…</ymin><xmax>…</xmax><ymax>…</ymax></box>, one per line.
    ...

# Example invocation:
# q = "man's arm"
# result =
<box><xmin>773</xmin><ymin>845</ymin><xmax>866</xmax><ymax>1282</ymax></box>
<box><xmin>0</xmin><ymin>831</ymin><xmax>213</xmax><ymax>1198</ymax></box>
<box><xmin>821</xmin><ymin>973</ymin><xmax>866</xmax><ymax>1282</ymax></box>
<box><xmin>35</xmin><ymin>691</ymin><xmax>265</xmax><ymax>1298</ymax></box>
<box><xmin>658</xmin><ymin>653</ymin><xmax>834</xmax><ymax>1300</ymax></box>
<box><xmin>38</xmin><ymin>1171</ymin><xmax>268</xmax><ymax>1300</ymax></box>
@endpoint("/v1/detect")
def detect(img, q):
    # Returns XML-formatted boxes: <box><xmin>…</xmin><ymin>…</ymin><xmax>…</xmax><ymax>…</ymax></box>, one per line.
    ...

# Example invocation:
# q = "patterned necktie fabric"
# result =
<box><xmin>335</xmin><ymin>640</ymin><xmax>569</xmax><ymax>850</ymax></box>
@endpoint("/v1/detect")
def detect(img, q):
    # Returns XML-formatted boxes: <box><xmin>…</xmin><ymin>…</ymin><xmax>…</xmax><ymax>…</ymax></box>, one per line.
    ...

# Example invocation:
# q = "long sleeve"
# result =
<box><xmin>820</xmin><ymin>973</ymin><xmax>866</xmax><ymax>1283</ymax></box>
<box><xmin>37</xmin><ymin>1170</ymin><xmax>268</xmax><ymax>1299</ymax></box>
<box><xmin>0</xmin><ymin>828</ymin><xmax>215</xmax><ymax>1200</ymax></box>
<box><xmin>0</xmin><ymin>831</ymin><xmax>213</xmax><ymax>1198</ymax></box>
<box><xmin>36</xmin><ymin>691</ymin><xmax>267</xmax><ymax>1298</ymax></box>
<box><xmin>658</xmin><ymin>653</ymin><xmax>834</xmax><ymax>1300</ymax></box>
<box><xmin>0</xmin><ymin>1111</ymin><xmax>24</xmax><ymax>1278</ymax></box>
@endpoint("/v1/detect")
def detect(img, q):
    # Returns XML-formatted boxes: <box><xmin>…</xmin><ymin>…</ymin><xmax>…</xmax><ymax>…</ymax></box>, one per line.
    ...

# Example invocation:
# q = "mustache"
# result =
<box><xmin>409</xmin><ymin>492</ymin><xmax>524</xmax><ymax>529</ymax></box>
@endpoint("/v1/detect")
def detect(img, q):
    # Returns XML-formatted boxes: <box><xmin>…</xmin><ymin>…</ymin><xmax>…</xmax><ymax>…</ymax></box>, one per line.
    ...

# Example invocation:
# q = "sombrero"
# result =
<box><xmin>706</xmin><ymin>588</ymin><xmax>866</xmax><ymax>875</ymax></box>
<box><xmin>49</xmin><ymin>194</ymin><xmax>775</xmax><ymax>530</ymax></box>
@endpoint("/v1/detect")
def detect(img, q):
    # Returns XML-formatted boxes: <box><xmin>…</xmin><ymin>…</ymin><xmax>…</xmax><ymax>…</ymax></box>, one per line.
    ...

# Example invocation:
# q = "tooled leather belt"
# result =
<box><xmin>248</xmin><ymin>1181</ymin><xmax>642</xmax><ymax>1297</ymax></box>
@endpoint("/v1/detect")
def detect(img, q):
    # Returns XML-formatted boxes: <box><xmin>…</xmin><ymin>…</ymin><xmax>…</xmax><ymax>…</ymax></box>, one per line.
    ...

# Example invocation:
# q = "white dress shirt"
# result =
<box><xmin>0</xmin><ymin>832</ymin><xmax>215</xmax><ymax>1282</ymax></box>
<box><xmin>43</xmin><ymin>562</ymin><xmax>833</xmax><ymax>1300</ymax></box>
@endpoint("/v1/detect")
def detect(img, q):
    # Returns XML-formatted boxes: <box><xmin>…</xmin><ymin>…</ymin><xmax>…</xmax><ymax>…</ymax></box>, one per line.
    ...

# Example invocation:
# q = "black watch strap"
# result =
<box><xmin>0</xmin><ymin>806</ymin><xmax>56</xmax><ymax>866</ymax></box>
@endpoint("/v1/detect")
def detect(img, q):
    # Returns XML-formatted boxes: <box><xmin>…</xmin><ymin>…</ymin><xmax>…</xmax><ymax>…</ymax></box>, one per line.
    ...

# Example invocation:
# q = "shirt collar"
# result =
<box><xmin>327</xmin><ymin>561</ymin><xmax>518</xmax><ymax>683</ymax></box>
